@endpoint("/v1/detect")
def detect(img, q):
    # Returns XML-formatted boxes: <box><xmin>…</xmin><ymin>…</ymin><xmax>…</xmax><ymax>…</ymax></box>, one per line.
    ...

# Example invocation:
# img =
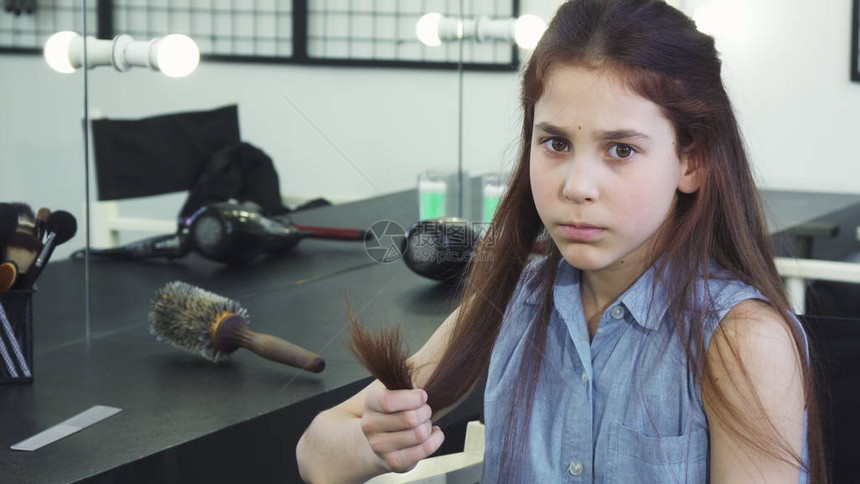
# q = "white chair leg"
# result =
<box><xmin>463</xmin><ymin>421</ymin><xmax>485</xmax><ymax>453</ymax></box>
<box><xmin>784</xmin><ymin>276</ymin><xmax>806</xmax><ymax>315</ymax></box>
<box><xmin>89</xmin><ymin>200</ymin><xmax>121</xmax><ymax>248</ymax></box>
<box><xmin>87</xmin><ymin>200</ymin><xmax>178</xmax><ymax>248</ymax></box>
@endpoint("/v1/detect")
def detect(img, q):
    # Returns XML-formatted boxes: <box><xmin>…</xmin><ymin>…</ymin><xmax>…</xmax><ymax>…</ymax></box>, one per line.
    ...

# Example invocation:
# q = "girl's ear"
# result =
<box><xmin>678</xmin><ymin>143</ymin><xmax>701</xmax><ymax>194</ymax></box>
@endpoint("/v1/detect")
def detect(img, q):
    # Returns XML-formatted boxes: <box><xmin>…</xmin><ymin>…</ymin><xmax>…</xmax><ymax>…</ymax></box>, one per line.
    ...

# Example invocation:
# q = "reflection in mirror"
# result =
<box><xmin>0</xmin><ymin>3</ymin><xmax>94</xmax><ymax>347</ymax></box>
<box><xmin>81</xmin><ymin>0</ymin><xmax>532</xmax><ymax>337</ymax></box>
<box><xmin>2</xmin><ymin>1</ymin><xmax>860</xmax><ymax>483</ymax></box>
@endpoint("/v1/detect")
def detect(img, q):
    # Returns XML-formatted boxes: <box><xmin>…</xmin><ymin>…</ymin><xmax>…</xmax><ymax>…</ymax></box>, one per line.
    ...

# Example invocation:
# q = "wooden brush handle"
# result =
<box><xmin>240</xmin><ymin>330</ymin><xmax>326</xmax><ymax>373</ymax></box>
<box><xmin>213</xmin><ymin>315</ymin><xmax>326</xmax><ymax>372</ymax></box>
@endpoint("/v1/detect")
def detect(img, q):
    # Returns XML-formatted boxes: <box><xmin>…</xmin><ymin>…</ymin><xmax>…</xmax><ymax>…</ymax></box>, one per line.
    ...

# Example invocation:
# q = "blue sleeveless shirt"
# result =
<box><xmin>482</xmin><ymin>256</ymin><xmax>809</xmax><ymax>483</ymax></box>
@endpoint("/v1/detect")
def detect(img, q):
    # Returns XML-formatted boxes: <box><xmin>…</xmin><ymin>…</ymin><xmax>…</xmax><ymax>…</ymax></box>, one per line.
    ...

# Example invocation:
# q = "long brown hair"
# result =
<box><xmin>346</xmin><ymin>1</ymin><xmax>827</xmax><ymax>482</ymax></box>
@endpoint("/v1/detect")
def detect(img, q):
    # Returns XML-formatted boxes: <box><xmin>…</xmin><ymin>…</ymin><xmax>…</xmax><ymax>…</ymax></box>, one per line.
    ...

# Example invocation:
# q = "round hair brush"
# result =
<box><xmin>149</xmin><ymin>281</ymin><xmax>326</xmax><ymax>373</ymax></box>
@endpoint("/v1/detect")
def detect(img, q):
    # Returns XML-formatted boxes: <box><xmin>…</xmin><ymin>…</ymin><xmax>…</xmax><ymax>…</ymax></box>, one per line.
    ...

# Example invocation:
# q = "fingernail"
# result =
<box><xmin>421</xmin><ymin>390</ymin><xmax>427</xmax><ymax>402</ymax></box>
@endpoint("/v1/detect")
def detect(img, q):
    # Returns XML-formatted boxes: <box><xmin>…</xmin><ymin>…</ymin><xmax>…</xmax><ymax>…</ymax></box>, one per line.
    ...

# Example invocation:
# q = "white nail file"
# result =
<box><xmin>10</xmin><ymin>405</ymin><xmax>122</xmax><ymax>451</ymax></box>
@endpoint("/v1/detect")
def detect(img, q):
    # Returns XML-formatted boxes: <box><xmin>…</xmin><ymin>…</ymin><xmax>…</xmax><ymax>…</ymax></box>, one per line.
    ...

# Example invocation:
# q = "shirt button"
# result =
<box><xmin>581</xmin><ymin>372</ymin><xmax>589</xmax><ymax>383</ymax></box>
<box><xmin>568</xmin><ymin>460</ymin><xmax>584</xmax><ymax>476</ymax></box>
<box><xmin>610</xmin><ymin>305</ymin><xmax>625</xmax><ymax>319</ymax></box>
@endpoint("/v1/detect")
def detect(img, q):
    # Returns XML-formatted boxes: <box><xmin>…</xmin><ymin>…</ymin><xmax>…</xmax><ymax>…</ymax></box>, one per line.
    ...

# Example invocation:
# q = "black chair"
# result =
<box><xmin>88</xmin><ymin>104</ymin><xmax>240</xmax><ymax>247</ymax></box>
<box><xmin>801</xmin><ymin>314</ymin><xmax>860</xmax><ymax>482</ymax></box>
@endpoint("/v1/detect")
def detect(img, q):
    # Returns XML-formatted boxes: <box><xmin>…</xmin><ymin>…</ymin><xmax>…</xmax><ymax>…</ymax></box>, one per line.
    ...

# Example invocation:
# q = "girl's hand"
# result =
<box><xmin>361</xmin><ymin>386</ymin><xmax>445</xmax><ymax>473</ymax></box>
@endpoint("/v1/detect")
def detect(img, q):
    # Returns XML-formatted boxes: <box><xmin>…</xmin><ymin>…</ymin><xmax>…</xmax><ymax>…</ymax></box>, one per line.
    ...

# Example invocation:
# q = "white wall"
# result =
<box><xmin>684</xmin><ymin>0</ymin><xmax>860</xmax><ymax>192</ymax></box>
<box><xmin>0</xmin><ymin>54</ymin><xmax>88</xmax><ymax>258</ymax></box>
<box><xmin>82</xmin><ymin>59</ymin><xmax>521</xmax><ymax>202</ymax></box>
<box><xmin>1</xmin><ymin>0</ymin><xmax>859</xmax><ymax>259</ymax></box>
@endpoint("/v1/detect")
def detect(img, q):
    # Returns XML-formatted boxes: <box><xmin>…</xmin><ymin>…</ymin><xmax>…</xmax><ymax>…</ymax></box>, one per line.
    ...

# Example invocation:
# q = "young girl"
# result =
<box><xmin>296</xmin><ymin>0</ymin><xmax>826</xmax><ymax>482</ymax></box>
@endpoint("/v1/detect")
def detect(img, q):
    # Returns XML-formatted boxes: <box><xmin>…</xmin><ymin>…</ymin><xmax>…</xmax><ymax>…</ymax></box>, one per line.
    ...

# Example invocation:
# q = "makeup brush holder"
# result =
<box><xmin>0</xmin><ymin>290</ymin><xmax>34</xmax><ymax>384</ymax></box>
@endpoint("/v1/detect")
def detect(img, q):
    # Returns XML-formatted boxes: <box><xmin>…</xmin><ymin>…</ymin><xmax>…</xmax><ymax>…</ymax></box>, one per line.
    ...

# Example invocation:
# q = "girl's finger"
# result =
<box><xmin>378</xmin><ymin>426</ymin><xmax>445</xmax><ymax>474</ymax></box>
<box><xmin>365</xmin><ymin>388</ymin><xmax>427</xmax><ymax>414</ymax></box>
<box><xmin>366</xmin><ymin>420</ymin><xmax>433</xmax><ymax>455</ymax></box>
<box><xmin>362</xmin><ymin>404</ymin><xmax>433</xmax><ymax>434</ymax></box>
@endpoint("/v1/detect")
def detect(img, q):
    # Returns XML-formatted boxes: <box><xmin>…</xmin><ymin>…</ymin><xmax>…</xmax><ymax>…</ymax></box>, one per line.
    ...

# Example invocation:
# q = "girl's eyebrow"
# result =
<box><xmin>534</xmin><ymin>122</ymin><xmax>651</xmax><ymax>142</ymax></box>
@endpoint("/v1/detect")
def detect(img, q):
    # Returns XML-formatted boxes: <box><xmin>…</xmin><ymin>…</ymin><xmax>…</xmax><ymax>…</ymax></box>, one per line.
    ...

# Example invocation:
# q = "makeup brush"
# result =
<box><xmin>0</xmin><ymin>203</ymin><xmax>18</xmax><ymax>251</ymax></box>
<box><xmin>9</xmin><ymin>202</ymin><xmax>34</xmax><ymax>221</ymax></box>
<box><xmin>10</xmin><ymin>202</ymin><xmax>35</xmax><ymax>236</ymax></box>
<box><xmin>2</xmin><ymin>203</ymin><xmax>39</xmax><ymax>277</ymax></box>
<box><xmin>35</xmin><ymin>208</ymin><xmax>50</xmax><ymax>241</ymax></box>
<box><xmin>3</xmin><ymin>231</ymin><xmax>39</xmax><ymax>277</ymax></box>
<box><xmin>42</xmin><ymin>210</ymin><xmax>77</xmax><ymax>248</ymax></box>
<box><xmin>0</xmin><ymin>262</ymin><xmax>17</xmax><ymax>293</ymax></box>
<box><xmin>148</xmin><ymin>281</ymin><xmax>326</xmax><ymax>373</ymax></box>
<box><xmin>20</xmin><ymin>210</ymin><xmax>77</xmax><ymax>289</ymax></box>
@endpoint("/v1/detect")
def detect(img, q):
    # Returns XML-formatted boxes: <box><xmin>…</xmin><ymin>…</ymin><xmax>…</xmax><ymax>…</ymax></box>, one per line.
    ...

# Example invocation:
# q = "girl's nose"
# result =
<box><xmin>561</xmin><ymin>158</ymin><xmax>599</xmax><ymax>203</ymax></box>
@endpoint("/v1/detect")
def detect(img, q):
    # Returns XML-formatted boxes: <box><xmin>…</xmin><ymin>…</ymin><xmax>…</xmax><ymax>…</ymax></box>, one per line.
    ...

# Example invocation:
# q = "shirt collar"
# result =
<box><xmin>524</xmin><ymin>257</ymin><xmax>671</xmax><ymax>331</ymax></box>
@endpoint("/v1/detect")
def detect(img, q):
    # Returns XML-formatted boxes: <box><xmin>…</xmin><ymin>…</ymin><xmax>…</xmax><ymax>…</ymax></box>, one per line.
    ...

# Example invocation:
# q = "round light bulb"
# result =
<box><xmin>155</xmin><ymin>34</ymin><xmax>200</xmax><ymax>78</ymax></box>
<box><xmin>514</xmin><ymin>14</ymin><xmax>547</xmax><ymax>49</ymax></box>
<box><xmin>44</xmin><ymin>31</ymin><xmax>80</xmax><ymax>73</ymax></box>
<box><xmin>416</xmin><ymin>13</ymin><xmax>443</xmax><ymax>47</ymax></box>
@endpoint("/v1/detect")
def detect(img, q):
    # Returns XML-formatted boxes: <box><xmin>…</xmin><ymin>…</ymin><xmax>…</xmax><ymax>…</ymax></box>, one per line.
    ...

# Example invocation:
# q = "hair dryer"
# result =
<box><xmin>186</xmin><ymin>202</ymin><xmax>368</xmax><ymax>265</ymax></box>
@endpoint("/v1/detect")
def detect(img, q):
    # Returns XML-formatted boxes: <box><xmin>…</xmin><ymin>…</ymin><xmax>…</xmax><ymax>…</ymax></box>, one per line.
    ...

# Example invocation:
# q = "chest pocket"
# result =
<box><xmin>610</xmin><ymin>422</ymin><xmax>709</xmax><ymax>484</ymax></box>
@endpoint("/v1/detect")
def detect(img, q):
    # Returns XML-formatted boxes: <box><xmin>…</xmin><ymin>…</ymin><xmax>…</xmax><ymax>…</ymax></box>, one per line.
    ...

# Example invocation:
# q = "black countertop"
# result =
<box><xmin>2</xmin><ymin>189</ymin><xmax>477</xmax><ymax>484</ymax></box>
<box><xmin>2</xmin><ymin>187</ymin><xmax>859</xmax><ymax>483</ymax></box>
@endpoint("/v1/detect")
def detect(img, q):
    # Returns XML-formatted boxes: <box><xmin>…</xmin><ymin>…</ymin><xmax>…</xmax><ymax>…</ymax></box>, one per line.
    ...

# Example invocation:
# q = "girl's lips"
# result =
<box><xmin>558</xmin><ymin>224</ymin><xmax>605</xmax><ymax>242</ymax></box>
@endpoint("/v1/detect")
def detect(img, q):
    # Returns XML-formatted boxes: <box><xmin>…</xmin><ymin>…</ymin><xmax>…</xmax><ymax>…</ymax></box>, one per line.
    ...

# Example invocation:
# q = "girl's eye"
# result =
<box><xmin>541</xmin><ymin>137</ymin><xmax>570</xmax><ymax>153</ymax></box>
<box><xmin>608</xmin><ymin>143</ymin><xmax>636</xmax><ymax>159</ymax></box>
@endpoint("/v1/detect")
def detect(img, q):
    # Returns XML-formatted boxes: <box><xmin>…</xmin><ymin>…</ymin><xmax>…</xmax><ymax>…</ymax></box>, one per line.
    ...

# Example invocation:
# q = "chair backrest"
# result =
<box><xmin>88</xmin><ymin>105</ymin><xmax>240</xmax><ymax>247</ymax></box>
<box><xmin>801</xmin><ymin>314</ymin><xmax>860</xmax><ymax>482</ymax></box>
<box><xmin>91</xmin><ymin>104</ymin><xmax>240</xmax><ymax>201</ymax></box>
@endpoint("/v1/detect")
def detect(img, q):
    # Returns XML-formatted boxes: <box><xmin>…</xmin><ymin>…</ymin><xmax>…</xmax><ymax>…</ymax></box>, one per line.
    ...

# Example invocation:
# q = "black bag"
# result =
<box><xmin>178</xmin><ymin>142</ymin><xmax>290</xmax><ymax>219</ymax></box>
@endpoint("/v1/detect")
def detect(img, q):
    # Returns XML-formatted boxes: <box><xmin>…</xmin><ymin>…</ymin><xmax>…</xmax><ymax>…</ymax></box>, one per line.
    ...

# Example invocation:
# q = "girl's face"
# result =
<box><xmin>530</xmin><ymin>65</ymin><xmax>698</xmax><ymax>275</ymax></box>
